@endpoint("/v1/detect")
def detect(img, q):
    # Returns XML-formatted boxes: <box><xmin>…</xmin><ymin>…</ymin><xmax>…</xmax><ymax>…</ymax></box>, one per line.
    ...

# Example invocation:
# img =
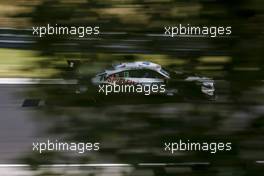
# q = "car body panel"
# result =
<box><xmin>90</xmin><ymin>61</ymin><xmax>215</xmax><ymax>98</ymax></box>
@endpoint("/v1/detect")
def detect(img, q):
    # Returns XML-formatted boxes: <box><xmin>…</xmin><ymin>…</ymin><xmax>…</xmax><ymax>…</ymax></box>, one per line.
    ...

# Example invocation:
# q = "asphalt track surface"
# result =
<box><xmin>0</xmin><ymin>82</ymin><xmax>263</xmax><ymax>153</ymax></box>
<box><xmin>0</xmin><ymin>79</ymin><xmax>264</xmax><ymax>176</ymax></box>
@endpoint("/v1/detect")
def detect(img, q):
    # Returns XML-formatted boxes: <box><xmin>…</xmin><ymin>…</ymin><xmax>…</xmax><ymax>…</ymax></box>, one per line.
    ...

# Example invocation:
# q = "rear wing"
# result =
<box><xmin>67</xmin><ymin>59</ymin><xmax>81</xmax><ymax>68</ymax></box>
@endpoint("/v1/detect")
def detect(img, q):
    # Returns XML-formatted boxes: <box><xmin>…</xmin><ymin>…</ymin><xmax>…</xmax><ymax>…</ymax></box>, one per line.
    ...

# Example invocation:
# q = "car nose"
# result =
<box><xmin>201</xmin><ymin>82</ymin><xmax>215</xmax><ymax>96</ymax></box>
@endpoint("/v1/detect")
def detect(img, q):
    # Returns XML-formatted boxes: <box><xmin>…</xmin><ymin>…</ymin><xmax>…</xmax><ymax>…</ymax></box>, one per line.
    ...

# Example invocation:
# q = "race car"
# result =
<box><xmin>92</xmin><ymin>61</ymin><xmax>169</xmax><ymax>85</ymax></box>
<box><xmin>90</xmin><ymin>61</ymin><xmax>215</xmax><ymax>98</ymax></box>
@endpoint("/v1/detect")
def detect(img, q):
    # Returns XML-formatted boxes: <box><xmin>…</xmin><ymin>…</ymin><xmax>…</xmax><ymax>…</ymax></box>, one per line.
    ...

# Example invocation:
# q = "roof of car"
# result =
<box><xmin>113</xmin><ymin>61</ymin><xmax>161</xmax><ymax>71</ymax></box>
<box><xmin>99</xmin><ymin>61</ymin><xmax>170</xmax><ymax>78</ymax></box>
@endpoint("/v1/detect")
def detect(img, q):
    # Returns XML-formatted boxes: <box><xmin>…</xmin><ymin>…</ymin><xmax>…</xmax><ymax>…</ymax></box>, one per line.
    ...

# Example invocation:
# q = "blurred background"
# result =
<box><xmin>0</xmin><ymin>0</ymin><xmax>264</xmax><ymax>175</ymax></box>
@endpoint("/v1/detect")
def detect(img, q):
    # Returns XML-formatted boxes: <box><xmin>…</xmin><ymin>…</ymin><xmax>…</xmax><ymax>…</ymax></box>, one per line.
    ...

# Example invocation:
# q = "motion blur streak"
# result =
<box><xmin>0</xmin><ymin>0</ymin><xmax>263</xmax><ymax>176</ymax></box>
